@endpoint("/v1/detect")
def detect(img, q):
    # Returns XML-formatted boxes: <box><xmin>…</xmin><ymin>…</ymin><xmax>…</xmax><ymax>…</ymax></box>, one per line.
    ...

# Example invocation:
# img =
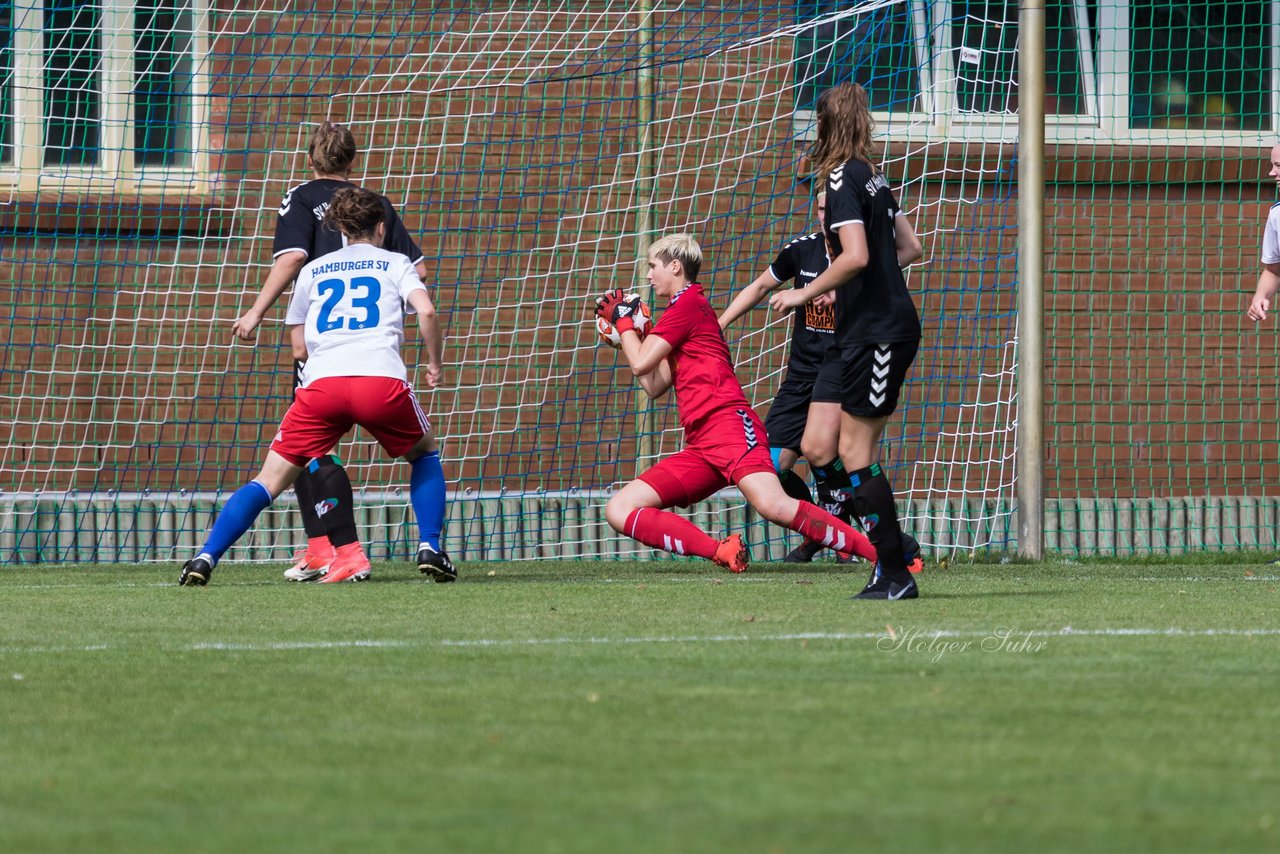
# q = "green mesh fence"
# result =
<box><xmin>4</xmin><ymin>0</ymin><xmax>1268</xmax><ymax>563</ymax></box>
<box><xmin>1045</xmin><ymin>0</ymin><xmax>1280</xmax><ymax>553</ymax></box>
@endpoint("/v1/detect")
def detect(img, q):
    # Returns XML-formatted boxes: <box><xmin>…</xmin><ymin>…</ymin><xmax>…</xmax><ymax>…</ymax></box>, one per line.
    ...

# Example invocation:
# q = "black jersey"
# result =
<box><xmin>768</xmin><ymin>231</ymin><xmax>836</xmax><ymax>379</ymax></box>
<box><xmin>823</xmin><ymin>159</ymin><xmax>921</xmax><ymax>346</ymax></box>
<box><xmin>272</xmin><ymin>178</ymin><xmax>425</xmax><ymax>265</ymax></box>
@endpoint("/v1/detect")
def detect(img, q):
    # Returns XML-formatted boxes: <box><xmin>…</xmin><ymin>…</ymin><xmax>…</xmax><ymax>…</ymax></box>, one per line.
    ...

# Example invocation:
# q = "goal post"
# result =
<box><xmin>1017</xmin><ymin>0</ymin><xmax>1045</xmax><ymax>559</ymax></box>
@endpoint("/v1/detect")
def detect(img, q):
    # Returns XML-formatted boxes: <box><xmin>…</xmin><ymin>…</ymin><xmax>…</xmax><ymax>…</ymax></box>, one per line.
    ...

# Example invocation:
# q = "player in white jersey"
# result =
<box><xmin>287</xmin><ymin>246</ymin><xmax>428</xmax><ymax>385</ymax></box>
<box><xmin>180</xmin><ymin>188</ymin><xmax>452</xmax><ymax>586</ymax></box>
<box><xmin>1246</xmin><ymin>144</ymin><xmax>1280</xmax><ymax>322</ymax></box>
<box><xmin>233</xmin><ymin>121</ymin><xmax>429</xmax><ymax>583</ymax></box>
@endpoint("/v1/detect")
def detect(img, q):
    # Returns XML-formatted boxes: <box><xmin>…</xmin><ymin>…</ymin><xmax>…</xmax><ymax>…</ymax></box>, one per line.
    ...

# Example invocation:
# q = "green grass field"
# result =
<box><xmin>2</xmin><ymin>557</ymin><xmax>1278</xmax><ymax>853</ymax></box>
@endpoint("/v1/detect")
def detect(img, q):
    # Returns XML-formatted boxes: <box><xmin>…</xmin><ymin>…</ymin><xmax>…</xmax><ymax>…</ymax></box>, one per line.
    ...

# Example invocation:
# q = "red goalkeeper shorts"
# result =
<box><xmin>270</xmin><ymin>375</ymin><xmax>431</xmax><ymax>465</ymax></box>
<box><xmin>638</xmin><ymin>407</ymin><xmax>775</xmax><ymax>508</ymax></box>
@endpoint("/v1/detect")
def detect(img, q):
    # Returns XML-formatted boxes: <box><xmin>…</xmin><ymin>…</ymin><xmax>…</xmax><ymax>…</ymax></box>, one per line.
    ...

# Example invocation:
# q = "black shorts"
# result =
<box><xmin>763</xmin><ymin>375</ymin><xmax>816</xmax><ymax>453</ymax></box>
<box><xmin>841</xmin><ymin>339</ymin><xmax>919</xmax><ymax>418</ymax></box>
<box><xmin>811</xmin><ymin>349</ymin><xmax>844</xmax><ymax>404</ymax></box>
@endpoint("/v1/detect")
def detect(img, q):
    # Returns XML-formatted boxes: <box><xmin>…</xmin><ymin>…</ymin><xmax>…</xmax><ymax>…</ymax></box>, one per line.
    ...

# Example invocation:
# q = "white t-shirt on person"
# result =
<box><xmin>1263</xmin><ymin>202</ymin><xmax>1280</xmax><ymax>264</ymax></box>
<box><xmin>285</xmin><ymin>242</ymin><xmax>426</xmax><ymax>386</ymax></box>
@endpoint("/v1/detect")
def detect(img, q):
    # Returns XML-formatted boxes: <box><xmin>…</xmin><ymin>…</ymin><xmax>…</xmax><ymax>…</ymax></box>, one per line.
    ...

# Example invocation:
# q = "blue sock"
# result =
<box><xmin>410</xmin><ymin>451</ymin><xmax>446</xmax><ymax>550</ymax></box>
<box><xmin>199</xmin><ymin>481</ymin><xmax>273</xmax><ymax>564</ymax></box>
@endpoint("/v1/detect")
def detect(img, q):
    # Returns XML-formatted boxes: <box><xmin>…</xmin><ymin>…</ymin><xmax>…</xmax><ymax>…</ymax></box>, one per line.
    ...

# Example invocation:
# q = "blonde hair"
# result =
<box><xmin>308</xmin><ymin>121</ymin><xmax>358</xmax><ymax>176</ymax></box>
<box><xmin>807</xmin><ymin>83</ymin><xmax>877</xmax><ymax>177</ymax></box>
<box><xmin>649</xmin><ymin>233</ymin><xmax>702</xmax><ymax>281</ymax></box>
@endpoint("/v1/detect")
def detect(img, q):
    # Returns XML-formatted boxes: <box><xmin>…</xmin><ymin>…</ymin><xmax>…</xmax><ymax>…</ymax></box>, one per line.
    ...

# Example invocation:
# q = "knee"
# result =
<box><xmin>755</xmin><ymin>494</ymin><xmax>795</xmax><ymax>525</ymax></box>
<box><xmin>253</xmin><ymin>472</ymin><xmax>290</xmax><ymax>500</ymax></box>
<box><xmin>800</xmin><ymin>435</ymin><xmax>833</xmax><ymax>463</ymax></box>
<box><xmin>839</xmin><ymin>435</ymin><xmax>870</xmax><ymax>471</ymax></box>
<box><xmin>257</xmin><ymin>455</ymin><xmax>301</xmax><ymax>498</ymax></box>
<box><xmin>403</xmin><ymin>435</ymin><xmax>437</xmax><ymax>463</ymax></box>
<box><xmin>604</xmin><ymin>496</ymin><xmax>632</xmax><ymax>533</ymax></box>
<box><xmin>837</xmin><ymin>433</ymin><xmax>854</xmax><ymax>465</ymax></box>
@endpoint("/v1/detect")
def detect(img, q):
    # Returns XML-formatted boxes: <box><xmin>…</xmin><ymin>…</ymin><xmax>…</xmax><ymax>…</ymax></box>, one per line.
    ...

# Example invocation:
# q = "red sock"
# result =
<box><xmin>789</xmin><ymin>501</ymin><xmax>876</xmax><ymax>562</ymax></box>
<box><xmin>624</xmin><ymin>508</ymin><xmax>719</xmax><ymax>559</ymax></box>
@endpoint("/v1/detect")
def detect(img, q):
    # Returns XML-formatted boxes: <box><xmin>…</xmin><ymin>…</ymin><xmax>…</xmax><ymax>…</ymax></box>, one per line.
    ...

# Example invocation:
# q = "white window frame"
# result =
<box><xmin>935</xmin><ymin>0</ymin><xmax>1100</xmax><ymax>141</ymax></box>
<box><xmin>793</xmin><ymin>0</ymin><xmax>936</xmax><ymax>142</ymax></box>
<box><xmin>1</xmin><ymin>0</ymin><xmax>211</xmax><ymax>194</ymax></box>
<box><xmin>794</xmin><ymin>0</ymin><xmax>1278</xmax><ymax>148</ymax></box>
<box><xmin>1090</xmin><ymin>0</ymin><xmax>1280</xmax><ymax>147</ymax></box>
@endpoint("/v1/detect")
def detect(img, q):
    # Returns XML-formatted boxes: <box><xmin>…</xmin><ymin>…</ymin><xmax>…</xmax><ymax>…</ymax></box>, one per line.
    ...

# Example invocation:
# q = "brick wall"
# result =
<box><xmin>1045</xmin><ymin>159</ymin><xmax>1279</xmax><ymax>498</ymax></box>
<box><xmin>3</xmin><ymin>2</ymin><xmax>1274</xmax><ymax>509</ymax></box>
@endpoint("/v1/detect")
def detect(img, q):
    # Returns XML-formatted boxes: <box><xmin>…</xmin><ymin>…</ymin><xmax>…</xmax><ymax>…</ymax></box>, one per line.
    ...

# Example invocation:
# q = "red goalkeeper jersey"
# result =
<box><xmin>647</xmin><ymin>283</ymin><xmax>751</xmax><ymax>438</ymax></box>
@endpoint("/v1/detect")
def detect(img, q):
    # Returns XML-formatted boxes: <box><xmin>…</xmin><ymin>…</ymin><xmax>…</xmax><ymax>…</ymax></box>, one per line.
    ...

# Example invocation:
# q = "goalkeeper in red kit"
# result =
<box><xmin>594</xmin><ymin>234</ymin><xmax>879</xmax><ymax>573</ymax></box>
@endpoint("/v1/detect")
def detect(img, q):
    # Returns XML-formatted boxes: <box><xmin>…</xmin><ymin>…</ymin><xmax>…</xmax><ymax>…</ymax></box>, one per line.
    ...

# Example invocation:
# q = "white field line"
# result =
<box><xmin>0</xmin><ymin>581</ymin><xmax>281</xmax><ymax>590</ymax></box>
<box><xmin>4</xmin><ymin>627</ymin><xmax>1280</xmax><ymax>656</ymax></box>
<box><xmin>3</xmin><ymin>575</ymin><xmax>1279</xmax><ymax>591</ymax></box>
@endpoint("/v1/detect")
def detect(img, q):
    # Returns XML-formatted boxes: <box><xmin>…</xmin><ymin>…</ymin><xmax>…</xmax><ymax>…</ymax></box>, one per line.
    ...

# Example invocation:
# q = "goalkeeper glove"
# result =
<box><xmin>594</xmin><ymin>289</ymin><xmax>644</xmax><ymax>335</ymax></box>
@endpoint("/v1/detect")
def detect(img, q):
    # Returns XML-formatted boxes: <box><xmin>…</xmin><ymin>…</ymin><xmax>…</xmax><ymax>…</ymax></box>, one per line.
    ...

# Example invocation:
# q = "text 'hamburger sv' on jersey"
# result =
<box><xmin>285</xmin><ymin>243</ymin><xmax>427</xmax><ymax>387</ymax></box>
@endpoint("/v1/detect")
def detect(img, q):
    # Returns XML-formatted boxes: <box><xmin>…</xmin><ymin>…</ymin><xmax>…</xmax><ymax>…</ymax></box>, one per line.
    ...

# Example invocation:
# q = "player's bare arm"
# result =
<box><xmin>631</xmin><ymin>352</ymin><xmax>673</xmax><ymax>399</ymax></box>
<box><xmin>621</xmin><ymin>334</ymin><xmax>673</xmax><ymax>398</ymax></box>
<box><xmin>768</xmin><ymin>222</ymin><xmax>867</xmax><ymax>312</ymax></box>
<box><xmin>1248</xmin><ymin>263</ymin><xmax>1280</xmax><ymax>322</ymax></box>
<box><xmin>619</xmin><ymin>328</ymin><xmax>673</xmax><ymax>382</ymax></box>
<box><xmin>286</xmin><ymin>324</ymin><xmax>307</xmax><ymax>361</ymax></box>
<box><xmin>407</xmin><ymin>289</ymin><xmax>444</xmax><ymax>388</ymax></box>
<box><xmin>895</xmin><ymin>212</ymin><xmax>924</xmax><ymax>267</ymax></box>
<box><xmin>718</xmin><ymin>271</ymin><xmax>784</xmax><ymax>330</ymax></box>
<box><xmin>233</xmin><ymin>251</ymin><xmax>307</xmax><ymax>340</ymax></box>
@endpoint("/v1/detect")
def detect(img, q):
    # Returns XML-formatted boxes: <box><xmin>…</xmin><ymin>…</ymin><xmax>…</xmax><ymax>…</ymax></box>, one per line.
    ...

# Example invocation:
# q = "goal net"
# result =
<box><xmin>0</xmin><ymin>0</ymin><xmax>1018</xmax><ymax>563</ymax></box>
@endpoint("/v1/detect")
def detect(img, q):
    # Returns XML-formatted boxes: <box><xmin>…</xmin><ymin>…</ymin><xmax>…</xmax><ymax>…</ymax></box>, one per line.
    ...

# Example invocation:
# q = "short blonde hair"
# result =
<box><xmin>649</xmin><ymin>233</ymin><xmax>702</xmax><ymax>281</ymax></box>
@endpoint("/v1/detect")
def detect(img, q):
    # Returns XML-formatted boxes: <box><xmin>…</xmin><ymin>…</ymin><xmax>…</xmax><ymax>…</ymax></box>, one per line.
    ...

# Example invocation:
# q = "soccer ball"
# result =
<box><xmin>596</xmin><ymin>295</ymin><xmax>652</xmax><ymax>347</ymax></box>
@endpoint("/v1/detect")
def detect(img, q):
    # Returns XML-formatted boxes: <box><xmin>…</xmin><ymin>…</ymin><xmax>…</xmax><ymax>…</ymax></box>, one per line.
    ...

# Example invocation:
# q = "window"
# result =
<box><xmin>0</xmin><ymin>0</ymin><xmax>205</xmax><ymax>187</ymax></box>
<box><xmin>1129</xmin><ymin>1</ymin><xmax>1270</xmax><ymax>131</ymax></box>
<box><xmin>0</xmin><ymin>2</ymin><xmax>12</xmax><ymax>164</ymax></box>
<box><xmin>794</xmin><ymin>0</ymin><xmax>1098</xmax><ymax>137</ymax></box>
<box><xmin>949</xmin><ymin>0</ymin><xmax>1096</xmax><ymax>116</ymax></box>
<box><xmin>794</xmin><ymin>1</ymin><xmax>1275</xmax><ymax>146</ymax></box>
<box><xmin>795</xmin><ymin>0</ymin><xmax>927</xmax><ymax>114</ymax></box>
<box><xmin>134</xmin><ymin>0</ymin><xmax>195</xmax><ymax>166</ymax></box>
<box><xmin>43</xmin><ymin>2</ymin><xmax>101</xmax><ymax>166</ymax></box>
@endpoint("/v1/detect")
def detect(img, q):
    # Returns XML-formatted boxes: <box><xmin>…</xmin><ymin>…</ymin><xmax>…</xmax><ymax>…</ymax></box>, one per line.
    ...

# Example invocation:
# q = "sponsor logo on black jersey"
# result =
<box><xmin>804</xmin><ymin>301</ymin><xmax>836</xmax><ymax>334</ymax></box>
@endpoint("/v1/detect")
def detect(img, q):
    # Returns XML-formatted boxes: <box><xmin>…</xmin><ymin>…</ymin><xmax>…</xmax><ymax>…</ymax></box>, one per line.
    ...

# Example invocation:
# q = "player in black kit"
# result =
<box><xmin>720</xmin><ymin>195</ymin><xmax>838</xmax><ymax>555</ymax></box>
<box><xmin>721</xmin><ymin>191</ymin><xmax>922</xmax><ymax>571</ymax></box>
<box><xmin>230</xmin><ymin>122</ymin><xmax>447</xmax><ymax>582</ymax></box>
<box><xmin>769</xmin><ymin>83</ymin><xmax>924</xmax><ymax>599</ymax></box>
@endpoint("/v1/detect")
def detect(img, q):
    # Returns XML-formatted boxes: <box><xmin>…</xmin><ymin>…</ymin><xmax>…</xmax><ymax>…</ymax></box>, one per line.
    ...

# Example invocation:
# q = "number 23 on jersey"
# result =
<box><xmin>316</xmin><ymin>275</ymin><xmax>381</xmax><ymax>332</ymax></box>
